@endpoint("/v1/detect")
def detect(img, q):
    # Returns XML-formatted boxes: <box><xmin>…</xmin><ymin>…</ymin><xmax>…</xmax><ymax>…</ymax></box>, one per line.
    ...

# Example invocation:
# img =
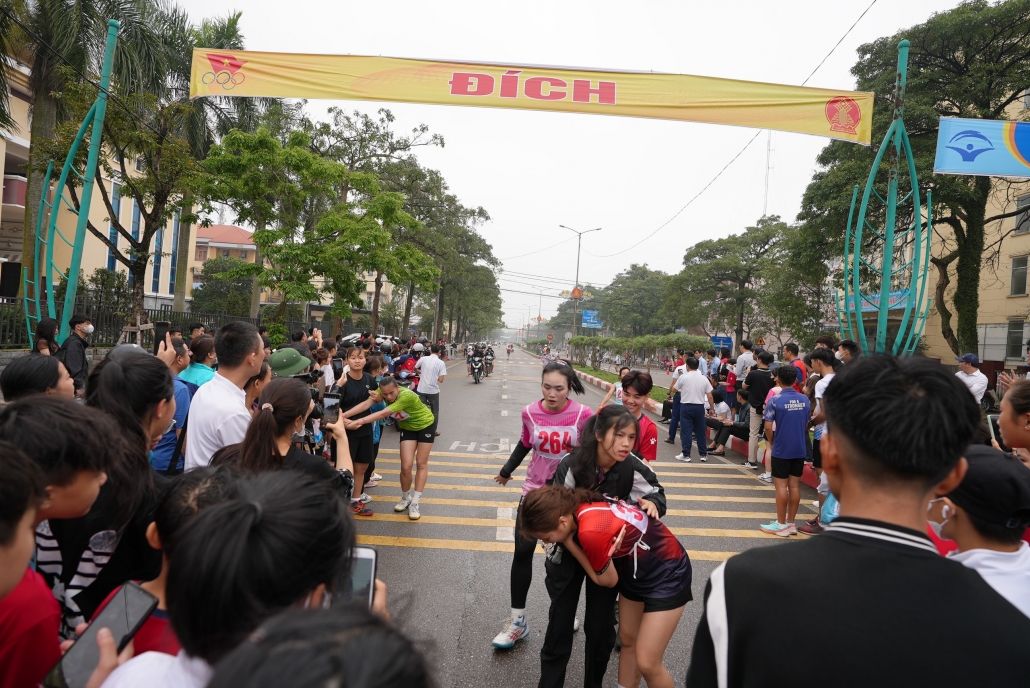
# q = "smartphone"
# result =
<box><xmin>43</xmin><ymin>582</ymin><xmax>158</xmax><ymax>688</ymax></box>
<box><xmin>331</xmin><ymin>358</ymin><xmax>344</xmax><ymax>378</ymax></box>
<box><xmin>346</xmin><ymin>545</ymin><xmax>377</xmax><ymax>609</ymax></box>
<box><xmin>152</xmin><ymin>321</ymin><xmax>170</xmax><ymax>355</ymax></box>
<box><xmin>323</xmin><ymin>392</ymin><xmax>341</xmax><ymax>424</ymax></box>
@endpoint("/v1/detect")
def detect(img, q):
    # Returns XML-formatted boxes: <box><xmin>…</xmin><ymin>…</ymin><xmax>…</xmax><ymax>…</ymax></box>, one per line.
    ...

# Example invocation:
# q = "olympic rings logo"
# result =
<box><xmin>201</xmin><ymin>70</ymin><xmax>246</xmax><ymax>91</ymax></box>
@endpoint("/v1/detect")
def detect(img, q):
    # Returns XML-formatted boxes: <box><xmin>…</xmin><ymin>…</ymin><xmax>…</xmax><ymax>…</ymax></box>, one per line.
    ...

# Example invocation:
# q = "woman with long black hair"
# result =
<box><xmin>490</xmin><ymin>362</ymin><xmax>592</xmax><ymax>650</ymax></box>
<box><xmin>540</xmin><ymin>404</ymin><xmax>666</xmax><ymax>688</ymax></box>
<box><xmin>33</xmin><ymin>317</ymin><xmax>60</xmax><ymax>356</ymax></box>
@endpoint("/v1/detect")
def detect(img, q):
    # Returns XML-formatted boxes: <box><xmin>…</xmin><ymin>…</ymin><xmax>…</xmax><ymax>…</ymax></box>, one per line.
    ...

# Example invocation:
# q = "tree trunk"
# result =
<box><xmin>21</xmin><ymin>91</ymin><xmax>59</xmax><ymax>298</ymax></box>
<box><xmin>447</xmin><ymin>301</ymin><xmax>454</xmax><ymax>341</ymax></box>
<box><xmin>249</xmin><ymin>220</ymin><xmax>265</xmax><ymax>319</ymax></box>
<box><xmin>401</xmin><ymin>280</ymin><xmax>414</xmax><ymax>338</ymax></box>
<box><xmin>932</xmin><ymin>253</ymin><xmax>960</xmax><ymax>355</ymax></box>
<box><xmin>371</xmin><ymin>270</ymin><xmax>383</xmax><ymax>334</ymax></box>
<box><xmin>432</xmin><ymin>284</ymin><xmax>444</xmax><ymax>342</ymax></box>
<box><xmin>131</xmin><ymin>257</ymin><xmax>148</xmax><ymax>331</ymax></box>
<box><xmin>953</xmin><ymin>178</ymin><xmax>990</xmax><ymax>355</ymax></box>
<box><xmin>735</xmin><ymin>305</ymin><xmax>745</xmax><ymax>350</ymax></box>
<box><xmin>172</xmin><ymin>196</ymin><xmax>193</xmax><ymax>312</ymax></box>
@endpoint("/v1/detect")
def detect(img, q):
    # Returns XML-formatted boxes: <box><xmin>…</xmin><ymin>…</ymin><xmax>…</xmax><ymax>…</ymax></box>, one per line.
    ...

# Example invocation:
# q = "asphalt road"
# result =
<box><xmin>361</xmin><ymin>348</ymin><xmax>818</xmax><ymax>688</ymax></box>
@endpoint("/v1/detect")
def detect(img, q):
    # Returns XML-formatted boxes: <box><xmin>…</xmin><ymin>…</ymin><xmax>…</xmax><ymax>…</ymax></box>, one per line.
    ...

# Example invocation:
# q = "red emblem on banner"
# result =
<box><xmin>203</xmin><ymin>53</ymin><xmax>247</xmax><ymax>90</ymax></box>
<box><xmin>571</xmin><ymin>287</ymin><xmax>583</xmax><ymax>299</ymax></box>
<box><xmin>825</xmin><ymin>96</ymin><xmax>860</xmax><ymax>135</ymax></box>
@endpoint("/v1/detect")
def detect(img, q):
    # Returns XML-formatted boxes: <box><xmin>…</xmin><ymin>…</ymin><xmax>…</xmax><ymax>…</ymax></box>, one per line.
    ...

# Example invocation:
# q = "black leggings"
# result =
<box><xmin>511</xmin><ymin>497</ymin><xmax>536</xmax><ymax>608</ymax></box>
<box><xmin>364</xmin><ymin>441</ymin><xmax>380</xmax><ymax>483</ymax></box>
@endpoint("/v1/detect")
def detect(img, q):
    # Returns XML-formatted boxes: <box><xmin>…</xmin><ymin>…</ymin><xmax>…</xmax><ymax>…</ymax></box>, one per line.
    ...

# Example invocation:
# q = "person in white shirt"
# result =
<box><xmin>930</xmin><ymin>444</ymin><xmax>1030</xmax><ymax>618</ymax></box>
<box><xmin>673</xmin><ymin>357</ymin><xmax>715</xmax><ymax>463</ymax></box>
<box><xmin>415</xmin><ymin>344</ymin><xmax>447</xmax><ymax>434</ymax></box>
<box><xmin>693</xmin><ymin>348</ymin><xmax>708</xmax><ymax>377</ymax></box>
<box><xmin>183</xmin><ymin>321</ymin><xmax>264</xmax><ymax>470</ymax></box>
<box><xmin>735</xmin><ymin>339</ymin><xmax>755</xmax><ymax>379</ymax></box>
<box><xmin>954</xmin><ymin>353</ymin><xmax>988</xmax><ymax>404</ymax></box>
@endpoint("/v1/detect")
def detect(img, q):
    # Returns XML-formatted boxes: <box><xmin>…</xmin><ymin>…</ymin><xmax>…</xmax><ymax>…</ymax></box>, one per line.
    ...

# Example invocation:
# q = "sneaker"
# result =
<box><xmin>806</xmin><ymin>516</ymin><xmax>820</xmax><ymax>526</ymax></box>
<box><xmin>699</xmin><ymin>455</ymin><xmax>707</xmax><ymax>462</ymax></box>
<box><xmin>492</xmin><ymin>617</ymin><xmax>529</xmax><ymax>649</ymax></box>
<box><xmin>358</xmin><ymin>493</ymin><xmax>372</xmax><ymax>504</ymax></box>
<box><xmin>352</xmin><ymin>502</ymin><xmax>374</xmax><ymax>517</ymax></box>
<box><xmin>408</xmin><ymin>502</ymin><xmax>421</xmax><ymax>520</ymax></box>
<box><xmin>674</xmin><ymin>453</ymin><xmax>692</xmax><ymax>462</ymax></box>
<box><xmin>741</xmin><ymin>460</ymin><xmax>757</xmax><ymax>469</ymax></box>
<box><xmin>758</xmin><ymin>472</ymin><xmax>773</xmax><ymax>483</ymax></box>
<box><xmin>759</xmin><ymin>520</ymin><xmax>791</xmax><ymax>537</ymax></box>
<box><xmin>364</xmin><ymin>480</ymin><xmax>378</xmax><ymax>488</ymax></box>
<box><xmin>663</xmin><ymin>438</ymin><xmax>675</xmax><ymax>444</ymax></box>
<box><xmin>798</xmin><ymin>520</ymin><xmax>825</xmax><ymax>535</ymax></box>
<box><xmin>785</xmin><ymin>523</ymin><xmax>798</xmax><ymax>535</ymax></box>
<box><xmin>371</xmin><ymin>472</ymin><xmax>383</xmax><ymax>481</ymax></box>
<box><xmin>394</xmin><ymin>498</ymin><xmax>412</xmax><ymax>513</ymax></box>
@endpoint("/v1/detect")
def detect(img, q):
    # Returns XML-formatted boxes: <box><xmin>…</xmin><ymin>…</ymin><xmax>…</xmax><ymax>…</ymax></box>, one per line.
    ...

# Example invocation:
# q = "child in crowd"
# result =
<box><xmin>600</xmin><ymin>366</ymin><xmax>631</xmax><ymax>408</ymax></box>
<box><xmin>759</xmin><ymin>365</ymin><xmax>810</xmax><ymax>536</ymax></box>
<box><xmin>88</xmin><ymin>466</ymin><xmax>239</xmax><ymax>657</ymax></box>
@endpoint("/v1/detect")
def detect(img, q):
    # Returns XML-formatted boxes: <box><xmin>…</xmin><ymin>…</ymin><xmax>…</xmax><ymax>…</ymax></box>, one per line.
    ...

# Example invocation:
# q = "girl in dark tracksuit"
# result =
<box><xmin>538</xmin><ymin>405</ymin><xmax>666</xmax><ymax>688</ymax></box>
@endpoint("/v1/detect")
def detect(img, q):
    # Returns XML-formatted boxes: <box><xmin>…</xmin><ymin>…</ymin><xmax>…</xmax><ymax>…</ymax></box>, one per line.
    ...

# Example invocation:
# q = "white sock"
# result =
<box><xmin>404</xmin><ymin>489</ymin><xmax>413</xmax><ymax>501</ymax></box>
<box><xmin>511</xmin><ymin>608</ymin><xmax>525</xmax><ymax>622</ymax></box>
<box><xmin>412</xmin><ymin>490</ymin><xmax>422</xmax><ymax>505</ymax></box>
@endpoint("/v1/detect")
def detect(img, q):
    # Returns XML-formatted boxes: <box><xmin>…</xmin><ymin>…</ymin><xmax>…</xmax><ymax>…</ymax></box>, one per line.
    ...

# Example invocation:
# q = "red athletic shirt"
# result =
<box><xmin>0</xmin><ymin>568</ymin><xmax>61</xmax><ymax>688</ymax></box>
<box><xmin>91</xmin><ymin>583</ymin><xmax>180</xmax><ymax>657</ymax></box>
<box><xmin>634</xmin><ymin>414</ymin><xmax>658</xmax><ymax>462</ymax></box>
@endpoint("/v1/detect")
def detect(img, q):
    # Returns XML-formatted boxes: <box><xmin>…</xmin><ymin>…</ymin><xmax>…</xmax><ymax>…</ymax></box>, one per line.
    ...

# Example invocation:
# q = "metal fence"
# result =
<box><xmin>0</xmin><ymin>297</ymin><xmax>365</xmax><ymax>349</ymax></box>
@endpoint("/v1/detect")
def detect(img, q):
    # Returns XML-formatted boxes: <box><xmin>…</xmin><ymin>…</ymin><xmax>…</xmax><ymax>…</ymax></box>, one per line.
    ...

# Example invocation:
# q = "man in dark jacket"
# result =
<box><xmin>687</xmin><ymin>356</ymin><xmax>1030</xmax><ymax>688</ymax></box>
<box><xmin>57</xmin><ymin>314</ymin><xmax>92</xmax><ymax>397</ymax></box>
<box><xmin>538</xmin><ymin>451</ymin><xmax>665</xmax><ymax>688</ymax></box>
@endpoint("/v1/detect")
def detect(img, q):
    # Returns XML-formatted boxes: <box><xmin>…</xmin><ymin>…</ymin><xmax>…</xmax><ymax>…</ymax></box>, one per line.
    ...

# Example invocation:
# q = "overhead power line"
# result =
<box><xmin>581</xmin><ymin>0</ymin><xmax>879</xmax><ymax>259</ymax></box>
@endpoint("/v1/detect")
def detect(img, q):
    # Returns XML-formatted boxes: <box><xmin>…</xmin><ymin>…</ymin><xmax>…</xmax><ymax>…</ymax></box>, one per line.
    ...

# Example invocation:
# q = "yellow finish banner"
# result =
<box><xmin>190</xmin><ymin>50</ymin><xmax>874</xmax><ymax>144</ymax></box>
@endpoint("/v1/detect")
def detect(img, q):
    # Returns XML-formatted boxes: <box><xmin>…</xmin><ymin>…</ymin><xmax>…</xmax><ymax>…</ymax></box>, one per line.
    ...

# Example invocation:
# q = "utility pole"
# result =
<box><xmin>537</xmin><ymin>289</ymin><xmax>543</xmax><ymax>340</ymax></box>
<box><xmin>559</xmin><ymin>225</ymin><xmax>601</xmax><ymax>338</ymax></box>
<box><xmin>762</xmin><ymin>130</ymin><xmax>773</xmax><ymax>218</ymax></box>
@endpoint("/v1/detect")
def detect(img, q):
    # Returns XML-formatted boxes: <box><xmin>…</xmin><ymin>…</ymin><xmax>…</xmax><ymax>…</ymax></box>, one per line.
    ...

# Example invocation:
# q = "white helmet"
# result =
<box><xmin>375</xmin><ymin>337</ymin><xmax>383</xmax><ymax>344</ymax></box>
<box><xmin>412</xmin><ymin>342</ymin><xmax>425</xmax><ymax>352</ymax></box>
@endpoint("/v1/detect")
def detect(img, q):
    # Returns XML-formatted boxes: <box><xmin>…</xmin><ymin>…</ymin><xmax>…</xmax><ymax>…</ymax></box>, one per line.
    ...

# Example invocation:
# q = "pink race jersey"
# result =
<box><xmin>519</xmin><ymin>399</ymin><xmax>594</xmax><ymax>494</ymax></box>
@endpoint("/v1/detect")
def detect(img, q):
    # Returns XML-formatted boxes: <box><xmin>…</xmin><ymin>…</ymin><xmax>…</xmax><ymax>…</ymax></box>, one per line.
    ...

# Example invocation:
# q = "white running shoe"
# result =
<box><xmin>699</xmin><ymin>456</ymin><xmax>708</xmax><ymax>462</ymax></box>
<box><xmin>492</xmin><ymin>617</ymin><xmax>529</xmax><ymax>649</ymax></box>
<box><xmin>674</xmin><ymin>453</ymin><xmax>692</xmax><ymax>462</ymax></box>
<box><xmin>408</xmin><ymin>502</ymin><xmax>421</xmax><ymax>520</ymax></box>
<box><xmin>358</xmin><ymin>493</ymin><xmax>372</xmax><ymax>504</ymax></box>
<box><xmin>371</xmin><ymin>472</ymin><xmax>383</xmax><ymax>481</ymax></box>
<box><xmin>758</xmin><ymin>473</ymin><xmax>773</xmax><ymax>483</ymax></box>
<box><xmin>394</xmin><ymin>498</ymin><xmax>412</xmax><ymax>512</ymax></box>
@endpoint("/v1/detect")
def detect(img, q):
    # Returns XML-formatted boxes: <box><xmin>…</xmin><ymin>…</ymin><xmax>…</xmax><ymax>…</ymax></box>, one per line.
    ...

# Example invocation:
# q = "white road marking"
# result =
<box><xmin>496</xmin><ymin>507</ymin><xmax>514</xmax><ymax>541</ymax></box>
<box><xmin>501</xmin><ymin>410</ymin><xmax>508</xmax><ymax>416</ymax></box>
<box><xmin>449</xmin><ymin>441</ymin><xmax>477</xmax><ymax>451</ymax></box>
<box><xmin>502</xmin><ymin>395</ymin><xmax>508</xmax><ymax>399</ymax></box>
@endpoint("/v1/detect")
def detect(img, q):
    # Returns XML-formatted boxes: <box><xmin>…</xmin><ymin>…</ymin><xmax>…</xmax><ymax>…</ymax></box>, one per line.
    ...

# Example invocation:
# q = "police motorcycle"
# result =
<box><xmin>471</xmin><ymin>349</ymin><xmax>485</xmax><ymax>384</ymax></box>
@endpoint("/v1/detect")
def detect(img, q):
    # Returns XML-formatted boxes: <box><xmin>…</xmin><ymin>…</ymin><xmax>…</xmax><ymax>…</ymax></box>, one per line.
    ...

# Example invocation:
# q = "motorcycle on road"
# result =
<box><xmin>471</xmin><ymin>354</ymin><xmax>485</xmax><ymax>384</ymax></box>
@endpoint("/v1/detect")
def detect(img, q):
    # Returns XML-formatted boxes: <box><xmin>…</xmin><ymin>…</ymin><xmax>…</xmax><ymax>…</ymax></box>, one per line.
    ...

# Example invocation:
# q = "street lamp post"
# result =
<box><xmin>536</xmin><ymin>289</ymin><xmax>544</xmax><ymax>340</ymax></box>
<box><xmin>559</xmin><ymin>225</ymin><xmax>601</xmax><ymax>338</ymax></box>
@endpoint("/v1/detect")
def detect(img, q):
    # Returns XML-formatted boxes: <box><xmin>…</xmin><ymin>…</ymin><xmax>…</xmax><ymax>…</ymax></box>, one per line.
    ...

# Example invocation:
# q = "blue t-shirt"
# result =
<box><xmin>763</xmin><ymin>388</ymin><xmax>810</xmax><ymax>460</ymax></box>
<box><xmin>151</xmin><ymin>377</ymin><xmax>192</xmax><ymax>471</ymax></box>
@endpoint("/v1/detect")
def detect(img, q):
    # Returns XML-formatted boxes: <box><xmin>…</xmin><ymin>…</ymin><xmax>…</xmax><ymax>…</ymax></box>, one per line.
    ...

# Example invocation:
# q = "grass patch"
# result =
<box><xmin>571</xmin><ymin>364</ymin><xmax>669</xmax><ymax>404</ymax></box>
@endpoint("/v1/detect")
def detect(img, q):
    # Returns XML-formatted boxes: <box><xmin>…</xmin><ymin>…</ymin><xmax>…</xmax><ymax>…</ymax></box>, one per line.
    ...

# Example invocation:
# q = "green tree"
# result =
<box><xmin>798</xmin><ymin>0</ymin><xmax>1030</xmax><ymax>354</ymax></box>
<box><xmin>758</xmin><ymin>222</ymin><xmax>833</xmax><ymax>349</ymax></box>
<box><xmin>597</xmin><ymin>264</ymin><xmax>671</xmax><ymax>336</ymax></box>
<box><xmin>190</xmin><ymin>256</ymin><xmax>252</xmax><ymax>316</ymax></box>
<box><xmin>663</xmin><ymin>216</ymin><xmax>780</xmax><ymax>346</ymax></box>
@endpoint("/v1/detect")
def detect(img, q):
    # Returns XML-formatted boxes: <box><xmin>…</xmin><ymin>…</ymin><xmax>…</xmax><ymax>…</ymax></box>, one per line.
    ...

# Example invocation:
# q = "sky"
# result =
<box><xmin>177</xmin><ymin>0</ymin><xmax>964</xmax><ymax>328</ymax></box>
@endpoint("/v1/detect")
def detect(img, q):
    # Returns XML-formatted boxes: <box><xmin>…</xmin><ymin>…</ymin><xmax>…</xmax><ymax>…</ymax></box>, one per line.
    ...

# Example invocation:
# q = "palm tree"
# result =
<box><xmin>18</xmin><ymin>0</ymin><xmax>164</xmax><ymax>298</ymax></box>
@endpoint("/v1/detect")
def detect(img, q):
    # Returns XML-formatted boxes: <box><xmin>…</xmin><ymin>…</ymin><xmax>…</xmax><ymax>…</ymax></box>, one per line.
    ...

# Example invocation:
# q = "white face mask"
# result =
<box><xmin>927</xmin><ymin>498</ymin><xmax>952</xmax><ymax>538</ymax></box>
<box><xmin>834</xmin><ymin>350</ymin><xmax>843</xmax><ymax>360</ymax></box>
<box><xmin>82</xmin><ymin>324</ymin><xmax>95</xmax><ymax>335</ymax></box>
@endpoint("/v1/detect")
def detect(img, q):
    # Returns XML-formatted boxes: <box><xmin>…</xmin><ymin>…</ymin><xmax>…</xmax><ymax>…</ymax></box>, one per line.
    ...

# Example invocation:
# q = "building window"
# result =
<box><xmin>152</xmin><ymin>226</ymin><xmax>163</xmax><ymax>293</ymax></box>
<box><xmin>107</xmin><ymin>183</ymin><xmax>120</xmax><ymax>270</ymax></box>
<box><xmin>365</xmin><ymin>291</ymin><xmax>374</xmax><ymax>309</ymax></box>
<box><xmin>168</xmin><ymin>213</ymin><xmax>179</xmax><ymax>294</ymax></box>
<box><xmin>1016</xmin><ymin>194</ymin><xmax>1030</xmax><ymax>235</ymax></box>
<box><xmin>1012</xmin><ymin>256</ymin><xmax>1028</xmax><ymax>295</ymax></box>
<box><xmin>134</xmin><ymin>156</ymin><xmax>144</xmax><ymax>172</ymax></box>
<box><xmin>222</xmin><ymin>249</ymin><xmax>230</xmax><ymax>258</ymax></box>
<box><xmin>195</xmin><ymin>246</ymin><xmax>207</xmax><ymax>262</ymax></box>
<box><xmin>131</xmin><ymin>200</ymin><xmax>140</xmax><ymax>240</ymax></box>
<box><xmin>1008</xmin><ymin>321</ymin><xmax>1026</xmax><ymax>359</ymax></box>
<box><xmin>240</xmin><ymin>251</ymin><xmax>248</xmax><ymax>261</ymax></box>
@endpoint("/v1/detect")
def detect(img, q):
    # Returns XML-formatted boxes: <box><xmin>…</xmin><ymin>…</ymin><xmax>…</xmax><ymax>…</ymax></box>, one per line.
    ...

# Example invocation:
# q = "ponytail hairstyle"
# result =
<box><xmin>208</xmin><ymin>607</ymin><xmax>431</xmax><ymax>688</ymax></box>
<box><xmin>235</xmin><ymin>378</ymin><xmax>312</xmax><ymax>472</ymax></box>
<box><xmin>519</xmin><ymin>484</ymin><xmax>602</xmax><ymax>540</ymax></box>
<box><xmin>86</xmin><ymin>346</ymin><xmax>175</xmax><ymax>458</ymax></box>
<box><xmin>568</xmin><ymin>405</ymin><xmax>639</xmax><ymax>491</ymax></box>
<box><xmin>166</xmin><ymin>471</ymin><xmax>353</xmax><ymax>664</ymax></box>
<box><xmin>314</xmin><ymin>348</ymin><xmax>330</xmax><ymax>366</ymax></box>
<box><xmin>188</xmin><ymin>334</ymin><xmax>216</xmax><ymax>365</ymax></box>
<box><xmin>541</xmin><ymin>361</ymin><xmax>585</xmax><ymax>395</ymax></box>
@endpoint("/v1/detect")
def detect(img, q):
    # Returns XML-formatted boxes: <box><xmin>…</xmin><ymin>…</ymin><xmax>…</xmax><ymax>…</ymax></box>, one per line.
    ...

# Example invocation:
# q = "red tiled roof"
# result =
<box><xmin>197</xmin><ymin>224</ymin><xmax>254</xmax><ymax>246</ymax></box>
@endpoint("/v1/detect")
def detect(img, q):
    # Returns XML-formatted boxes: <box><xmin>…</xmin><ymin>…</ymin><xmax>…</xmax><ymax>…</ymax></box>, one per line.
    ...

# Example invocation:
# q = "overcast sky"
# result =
<box><xmin>177</xmin><ymin>0</ymin><xmax>963</xmax><ymax>328</ymax></box>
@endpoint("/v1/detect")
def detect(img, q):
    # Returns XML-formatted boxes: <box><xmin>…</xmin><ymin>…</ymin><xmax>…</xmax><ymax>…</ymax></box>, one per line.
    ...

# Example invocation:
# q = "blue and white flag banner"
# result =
<box><xmin>933</xmin><ymin>117</ymin><xmax>1030</xmax><ymax>178</ymax></box>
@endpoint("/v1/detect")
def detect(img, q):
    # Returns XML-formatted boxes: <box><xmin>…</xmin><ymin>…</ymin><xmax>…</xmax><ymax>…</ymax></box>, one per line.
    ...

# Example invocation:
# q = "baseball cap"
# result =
<box><xmin>955</xmin><ymin>353</ymin><xmax>980</xmax><ymax>365</ymax></box>
<box><xmin>950</xmin><ymin>445</ymin><xmax>1030</xmax><ymax>528</ymax></box>
<box><xmin>269</xmin><ymin>347</ymin><xmax>310</xmax><ymax>377</ymax></box>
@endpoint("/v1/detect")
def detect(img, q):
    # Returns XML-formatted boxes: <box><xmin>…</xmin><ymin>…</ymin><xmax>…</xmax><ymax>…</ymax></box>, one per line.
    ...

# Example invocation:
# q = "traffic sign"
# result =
<box><xmin>537</xmin><ymin>315</ymin><xmax>543</xmax><ymax>322</ymax></box>
<box><xmin>711</xmin><ymin>336</ymin><xmax>733</xmax><ymax>351</ymax></box>
<box><xmin>756</xmin><ymin>336</ymin><xmax>766</xmax><ymax>347</ymax></box>
<box><xmin>565</xmin><ymin>331</ymin><xmax>573</xmax><ymax>340</ymax></box>
<box><xmin>547</xmin><ymin>333</ymin><xmax>554</xmax><ymax>341</ymax></box>
<box><xmin>571</xmin><ymin>287</ymin><xmax>583</xmax><ymax>300</ymax></box>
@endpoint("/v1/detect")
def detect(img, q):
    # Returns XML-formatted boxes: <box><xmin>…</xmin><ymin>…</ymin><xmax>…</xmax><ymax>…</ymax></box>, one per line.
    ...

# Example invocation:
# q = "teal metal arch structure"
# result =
<box><xmin>23</xmin><ymin>20</ymin><xmax>120</xmax><ymax>346</ymax></box>
<box><xmin>835</xmin><ymin>40</ymin><xmax>932</xmax><ymax>356</ymax></box>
